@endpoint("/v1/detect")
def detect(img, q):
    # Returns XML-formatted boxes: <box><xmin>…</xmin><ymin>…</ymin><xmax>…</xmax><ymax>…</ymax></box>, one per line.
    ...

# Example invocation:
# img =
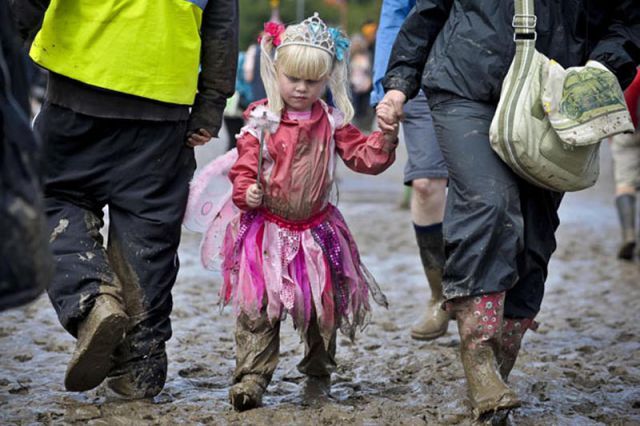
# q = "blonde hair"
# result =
<box><xmin>260</xmin><ymin>26</ymin><xmax>354</xmax><ymax>125</ymax></box>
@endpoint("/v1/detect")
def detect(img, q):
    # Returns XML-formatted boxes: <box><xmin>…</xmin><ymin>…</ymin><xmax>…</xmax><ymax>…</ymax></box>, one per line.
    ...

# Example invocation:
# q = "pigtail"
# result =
<box><xmin>328</xmin><ymin>52</ymin><xmax>355</xmax><ymax>126</ymax></box>
<box><xmin>260</xmin><ymin>37</ymin><xmax>285</xmax><ymax>116</ymax></box>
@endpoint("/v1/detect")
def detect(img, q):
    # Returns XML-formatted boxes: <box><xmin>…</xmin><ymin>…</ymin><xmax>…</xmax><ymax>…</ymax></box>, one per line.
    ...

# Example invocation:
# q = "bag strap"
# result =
<box><xmin>513</xmin><ymin>0</ymin><xmax>536</xmax><ymax>43</ymax></box>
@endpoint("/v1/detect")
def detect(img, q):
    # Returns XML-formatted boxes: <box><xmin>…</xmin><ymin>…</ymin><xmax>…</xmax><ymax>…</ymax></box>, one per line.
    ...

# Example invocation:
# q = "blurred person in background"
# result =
<box><xmin>371</xmin><ymin>0</ymin><xmax>450</xmax><ymax>341</ymax></box>
<box><xmin>223</xmin><ymin>51</ymin><xmax>254</xmax><ymax>151</ymax></box>
<box><xmin>244</xmin><ymin>37</ymin><xmax>268</xmax><ymax>107</ymax></box>
<box><xmin>611</xmin><ymin>67</ymin><xmax>640</xmax><ymax>260</ymax></box>
<box><xmin>350</xmin><ymin>33</ymin><xmax>374</xmax><ymax>130</ymax></box>
<box><xmin>11</xmin><ymin>0</ymin><xmax>238</xmax><ymax>398</ymax></box>
<box><xmin>0</xmin><ymin>0</ymin><xmax>52</xmax><ymax>311</ymax></box>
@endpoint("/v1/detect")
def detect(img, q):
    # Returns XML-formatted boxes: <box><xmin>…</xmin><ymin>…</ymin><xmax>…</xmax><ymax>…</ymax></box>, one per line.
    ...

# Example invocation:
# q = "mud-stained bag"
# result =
<box><xmin>489</xmin><ymin>0</ymin><xmax>633</xmax><ymax>192</ymax></box>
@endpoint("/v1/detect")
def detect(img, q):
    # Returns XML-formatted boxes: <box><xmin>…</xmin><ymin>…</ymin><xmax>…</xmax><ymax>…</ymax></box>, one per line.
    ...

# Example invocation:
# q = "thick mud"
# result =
<box><xmin>1</xmin><ymin>142</ymin><xmax>639</xmax><ymax>425</ymax></box>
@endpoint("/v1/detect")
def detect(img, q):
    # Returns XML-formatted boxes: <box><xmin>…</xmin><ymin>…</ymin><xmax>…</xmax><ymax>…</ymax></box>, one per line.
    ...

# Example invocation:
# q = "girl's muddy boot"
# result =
<box><xmin>411</xmin><ymin>224</ymin><xmax>452</xmax><ymax>340</ymax></box>
<box><xmin>498</xmin><ymin>318</ymin><xmax>537</xmax><ymax>381</ymax></box>
<box><xmin>229</xmin><ymin>374</ymin><xmax>268</xmax><ymax>411</ymax></box>
<box><xmin>616</xmin><ymin>194</ymin><xmax>636</xmax><ymax>260</ymax></box>
<box><xmin>451</xmin><ymin>292</ymin><xmax>521</xmax><ymax>419</ymax></box>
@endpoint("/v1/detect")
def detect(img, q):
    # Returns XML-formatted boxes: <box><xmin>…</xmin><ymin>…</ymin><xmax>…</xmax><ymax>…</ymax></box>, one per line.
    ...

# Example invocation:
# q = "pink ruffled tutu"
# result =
<box><xmin>221</xmin><ymin>206</ymin><xmax>387</xmax><ymax>342</ymax></box>
<box><xmin>184</xmin><ymin>149</ymin><xmax>387</xmax><ymax>344</ymax></box>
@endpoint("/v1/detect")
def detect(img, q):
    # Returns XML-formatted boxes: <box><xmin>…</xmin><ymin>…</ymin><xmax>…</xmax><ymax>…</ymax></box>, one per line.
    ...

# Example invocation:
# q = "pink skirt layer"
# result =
<box><xmin>220</xmin><ymin>206</ymin><xmax>387</xmax><ymax>345</ymax></box>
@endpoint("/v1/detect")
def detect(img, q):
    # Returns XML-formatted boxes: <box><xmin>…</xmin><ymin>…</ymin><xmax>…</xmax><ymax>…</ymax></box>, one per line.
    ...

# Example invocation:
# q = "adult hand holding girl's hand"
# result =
<box><xmin>245</xmin><ymin>183</ymin><xmax>263</xmax><ymax>208</ymax></box>
<box><xmin>376</xmin><ymin>89</ymin><xmax>406</xmax><ymax>134</ymax></box>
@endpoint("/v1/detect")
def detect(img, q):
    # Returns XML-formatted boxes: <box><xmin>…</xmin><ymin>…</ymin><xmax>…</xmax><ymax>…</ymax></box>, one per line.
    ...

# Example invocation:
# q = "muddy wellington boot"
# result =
<box><xmin>65</xmin><ymin>295</ymin><xmax>128</xmax><ymax>392</ymax></box>
<box><xmin>229</xmin><ymin>374</ymin><xmax>268</xmax><ymax>411</ymax></box>
<box><xmin>616</xmin><ymin>194</ymin><xmax>636</xmax><ymax>260</ymax></box>
<box><xmin>451</xmin><ymin>292</ymin><xmax>521</xmax><ymax>418</ymax></box>
<box><xmin>498</xmin><ymin>318</ymin><xmax>537</xmax><ymax>381</ymax></box>
<box><xmin>411</xmin><ymin>223</ymin><xmax>452</xmax><ymax>340</ymax></box>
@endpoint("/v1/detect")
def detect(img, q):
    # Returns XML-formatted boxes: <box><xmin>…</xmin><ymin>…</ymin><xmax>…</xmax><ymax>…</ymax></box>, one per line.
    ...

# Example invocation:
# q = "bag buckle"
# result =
<box><xmin>512</xmin><ymin>14</ymin><xmax>536</xmax><ymax>42</ymax></box>
<box><xmin>513</xmin><ymin>31</ymin><xmax>537</xmax><ymax>42</ymax></box>
<box><xmin>512</xmin><ymin>14</ymin><xmax>537</xmax><ymax>29</ymax></box>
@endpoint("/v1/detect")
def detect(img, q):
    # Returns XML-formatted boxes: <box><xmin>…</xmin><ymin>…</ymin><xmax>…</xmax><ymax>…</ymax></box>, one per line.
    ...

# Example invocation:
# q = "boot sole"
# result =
<box><xmin>410</xmin><ymin>328</ymin><xmax>447</xmax><ymax>341</ymax></box>
<box><xmin>472</xmin><ymin>390</ymin><xmax>521</xmax><ymax>419</ymax></box>
<box><xmin>65</xmin><ymin>312</ymin><xmax>127</xmax><ymax>392</ymax></box>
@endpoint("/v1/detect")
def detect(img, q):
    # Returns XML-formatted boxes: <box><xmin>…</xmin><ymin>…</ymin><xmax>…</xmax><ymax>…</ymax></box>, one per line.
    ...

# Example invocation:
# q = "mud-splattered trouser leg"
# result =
<box><xmin>234</xmin><ymin>312</ymin><xmax>281</xmax><ymax>387</ymax></box>
<box><xmin>234</xmin><ymin>311</ymin><xmax>337</xmax><ymax>385</ymax></box>
<box><xmin>35</xmin><ymin>103</ymin><xmax>195</xmax><ymax>371</ymax></box>
<box><xmin>297</xmin><ymin>318</ymin><xmax>337</xmax><ymax>377</ymax></box>
<box><xmin>427</xmin><ymin>92</ymin><xmax>563</xmax><ymax>318</ymax></box>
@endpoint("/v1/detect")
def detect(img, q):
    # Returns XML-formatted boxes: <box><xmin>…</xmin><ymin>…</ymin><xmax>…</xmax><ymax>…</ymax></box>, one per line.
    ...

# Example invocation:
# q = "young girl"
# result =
<box><xmin>185</xmin><ymin>13</ymin><xmax>399</xmax><ymax>411</ymax></box>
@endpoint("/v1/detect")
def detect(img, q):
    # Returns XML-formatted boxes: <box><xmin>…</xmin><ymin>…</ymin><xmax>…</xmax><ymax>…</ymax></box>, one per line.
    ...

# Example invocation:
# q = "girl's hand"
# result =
<box><xmin>186</xmin><ymin>128</ymin><xmax>212</xmax><ymax>147</ymax></box>
<box><xmin>245</xmin><ymin>183</ymin><xmax>263</xmax><ymax>208</ymax></box>
<box><xmin>376</xmin><ymin>101</ymin><xmax>400</xmax><ymax>152</ymax></box>
<box><xmin>382</xmin><ymin>123</ymin><xmax>399</xmax><ymax>153</ymax></box>
<box><xmin>376</xmin><ymin>90</ymin><xmax>406</xmax><ymax>132</ymax></box>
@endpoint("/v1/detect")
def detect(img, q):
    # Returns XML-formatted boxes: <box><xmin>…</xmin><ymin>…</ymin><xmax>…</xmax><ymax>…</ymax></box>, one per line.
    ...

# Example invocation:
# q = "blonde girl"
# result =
<box><xmin>185</xmin><ymin>13</ymin><xmax>398</xmax><ymax>411</ymax></box>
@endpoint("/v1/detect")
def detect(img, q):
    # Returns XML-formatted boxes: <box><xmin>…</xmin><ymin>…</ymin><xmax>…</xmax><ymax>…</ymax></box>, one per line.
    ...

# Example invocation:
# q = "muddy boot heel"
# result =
<box><xmin>65</xmin><ymin>295</ymin><xmax>128</xmax><ymax>392</ymax></box>
<box><xmin>107</xmin><ymin>350</ymin><xmax>168</xmax><ymax>399</ymax></box>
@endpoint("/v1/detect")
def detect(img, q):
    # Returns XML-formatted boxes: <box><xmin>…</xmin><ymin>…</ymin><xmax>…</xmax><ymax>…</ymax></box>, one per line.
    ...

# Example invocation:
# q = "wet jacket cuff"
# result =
<box><xmin>382</xmin><ymin>76</ymin><xmax>418</xmax><ymax>102</ymax></box>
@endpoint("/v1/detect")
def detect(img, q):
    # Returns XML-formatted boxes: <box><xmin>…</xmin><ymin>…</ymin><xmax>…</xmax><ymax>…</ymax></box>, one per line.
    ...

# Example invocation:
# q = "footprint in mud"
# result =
<box><xmin>531</xmin><ymin>381</ymin><xmax>550</xmax><ymax>401</ymax></box>
<box><xmin>576</xmin><ymin>345</ymin><xmax>596</xmax><ymax>355</ymax></box>
<box><xmin>379</xmin><ymin>321</ymin><xmax>400</xmax><ymax>332</ymax></box>
<box><xmin>178</xmin><ymin>364</ymin><xmax>214</xmax><ymax>378</ymax></box>
<box><xmin>0</xmin><ymin>327</ymin><xmax>17</xmax><ymax>338</ymax></box>
<box><xmin>13</xmin><ymin>353</ymin><xmax>33</xmax><ymax>362</ymax></box>
<box><xmin>566</xmin><ymin>317</ymin><xmax>584</xmax><ymax>330</ymax></box>
<box><xmin>8</xmin><ymin>384</ymin><xmax>30</xmax><ymax>395</ymax></box>
<box><xmin>615</xmin><ymin>331</ymin><xmax>636</xmax><ymax>342</ymax></box>
<box><xmin>44</xmin><ymin>341</ymin><xmax>71</xmax><ymax>353</ymax></box>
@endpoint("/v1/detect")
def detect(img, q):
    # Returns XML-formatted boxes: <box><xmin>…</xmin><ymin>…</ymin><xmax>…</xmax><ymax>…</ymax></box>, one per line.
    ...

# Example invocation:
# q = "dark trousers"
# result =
<box><xmin>427</xmin><ymin>92</ymin><xmax>563</xmax><ymax>318</ymax></box>
<box><xmin>34</xmin><ymin>102</ymin><xmax>195</xmax><ymax>363</ymax></box>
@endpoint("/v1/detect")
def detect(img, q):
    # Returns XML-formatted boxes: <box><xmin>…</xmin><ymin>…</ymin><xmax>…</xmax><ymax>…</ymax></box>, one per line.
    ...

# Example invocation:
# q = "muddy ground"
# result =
<box><xmin>1</xmin><ymin>135</ymin><xmax>639</xmax><ymax>425</ymax></box>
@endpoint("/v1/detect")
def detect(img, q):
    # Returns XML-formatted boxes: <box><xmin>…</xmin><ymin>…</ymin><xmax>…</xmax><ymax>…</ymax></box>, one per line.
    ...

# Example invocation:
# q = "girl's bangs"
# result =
<box><xmin>277</xmin><ymin>45</ymin><xmax>332</xmax><ymax>81</ymax></box>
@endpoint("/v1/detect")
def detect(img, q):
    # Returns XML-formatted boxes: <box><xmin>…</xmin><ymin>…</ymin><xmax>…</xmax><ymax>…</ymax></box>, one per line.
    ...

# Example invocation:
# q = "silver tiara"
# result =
<box><xmin>277</xmin><ymin>13</ymin><xmax>335</xmax><ymax>57</ymax></box>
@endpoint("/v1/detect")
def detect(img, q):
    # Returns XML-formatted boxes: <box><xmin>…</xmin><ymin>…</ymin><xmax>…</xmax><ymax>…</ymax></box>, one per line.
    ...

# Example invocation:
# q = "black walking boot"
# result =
<box><xmin>616</xmin><ymin>194</ymin><xmax>636</xmax><ymax>260</ymax></box>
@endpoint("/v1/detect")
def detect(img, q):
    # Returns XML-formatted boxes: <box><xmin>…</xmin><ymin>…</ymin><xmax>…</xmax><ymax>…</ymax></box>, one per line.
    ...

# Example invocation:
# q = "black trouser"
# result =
<box><xmin>34</xmin><ymin>103</ymin><xmax>195</xmax><ymax>363</ymax></box>
<box><xmin>427</xmin><ymin>92</ymin><xmax>563</xmax><ymax>319</ymax></box>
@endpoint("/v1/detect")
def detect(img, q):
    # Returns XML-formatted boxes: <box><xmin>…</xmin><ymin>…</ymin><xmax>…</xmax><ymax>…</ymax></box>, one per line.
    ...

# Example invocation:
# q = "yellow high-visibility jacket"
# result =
<box><xmin>30</xmin><ymin>0</ymin><xmax>206</xmax><ymax>105</ymax></box>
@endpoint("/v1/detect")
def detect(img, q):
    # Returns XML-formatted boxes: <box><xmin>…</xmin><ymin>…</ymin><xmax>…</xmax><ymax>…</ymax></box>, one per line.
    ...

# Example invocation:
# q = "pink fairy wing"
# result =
<box><xmin>184</xmin><ymin>149</ymin><xmax>239</xmax><ymax>233</ymax></box>
<box><xmin>200</xmin><ymin>199</ymin><xmax>239</xmax><ymax>270</ymax></box>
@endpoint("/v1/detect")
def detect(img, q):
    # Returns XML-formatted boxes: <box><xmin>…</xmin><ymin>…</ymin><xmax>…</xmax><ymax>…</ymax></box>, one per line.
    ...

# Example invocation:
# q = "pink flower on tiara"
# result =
<box><xmin>259</xmin><ymin>21</ymin><xmax>286</xmax><ymax>46</ymax></box>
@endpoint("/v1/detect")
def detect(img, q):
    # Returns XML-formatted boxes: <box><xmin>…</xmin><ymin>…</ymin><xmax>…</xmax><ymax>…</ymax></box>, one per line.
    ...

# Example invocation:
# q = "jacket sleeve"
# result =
<box><xmin>335</xmin><ymin>124</ymin><xmax>396</xmax><ymax>175</ymax></box>
<box><xmin>589</xmin><ymin>0</ymin><xmax>640</xmax><ymax>90</ymax></box>
<box><xmin>382</xmin><ymin>0</ymin><xmax>453</xmax><ymax>100</ymax></box>
<box><xmin>370</xmin><ymin>0</ymin><xmax>415</xmax><ymax>106</ymax></box>
<box><xmin>8</xmin><ymin>0</ymin><xmax>50</xmax><ymax>44</ymax></box>
<box><xmin>187</xmin><ymin>0</ymin><xmax>239</xmax><ymax>137</ymax></box>
<box><xmin>228</xmin><ymin>132</ymin><xmax>260</xmax><ymax>211</ymax></box>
